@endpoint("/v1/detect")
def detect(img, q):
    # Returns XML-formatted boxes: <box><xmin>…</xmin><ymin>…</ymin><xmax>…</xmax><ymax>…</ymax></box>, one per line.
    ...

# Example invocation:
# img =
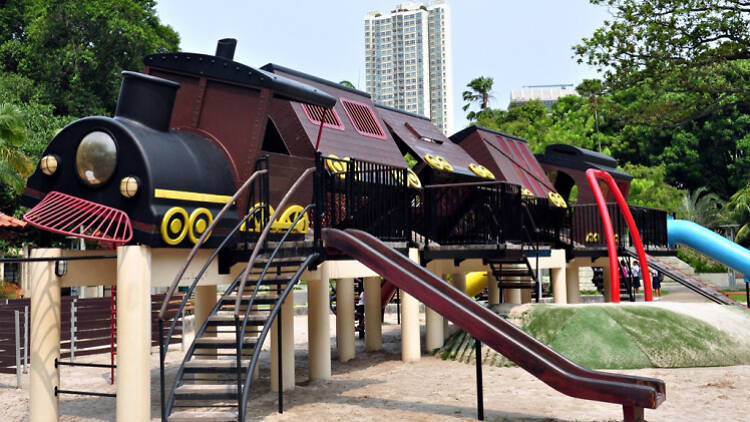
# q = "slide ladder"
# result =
<box><xmin>322</xmin><ymin>228</ymin><xmax>665</xmax><ymax>422</ymax></box>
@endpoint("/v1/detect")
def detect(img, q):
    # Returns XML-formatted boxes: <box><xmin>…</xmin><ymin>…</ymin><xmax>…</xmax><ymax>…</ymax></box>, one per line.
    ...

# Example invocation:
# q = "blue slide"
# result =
<box><xmin>667</xmin><ymin>219</ymin><xmax>750</xmax><ymax>280</ymax></box>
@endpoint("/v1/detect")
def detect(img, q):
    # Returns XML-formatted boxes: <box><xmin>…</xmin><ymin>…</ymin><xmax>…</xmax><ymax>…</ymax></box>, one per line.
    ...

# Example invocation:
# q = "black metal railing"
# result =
<box><xmin>522</xmin><ymin>196</ymin><xmax>568</xmax><ymax>246</ymax></box>
<box><xmin>158</xmin><ymin>157</ymin><xmax>269</xmax><ymax>421</ymax></box>
<box><xmin>413</xmin><ymin>181</ymin><xmax>522</xmax><ymax>246</ymax></box>
<box><xmin>236</xmin><ymin>204</ymin><xmax>318</xmax><ymax>421</ymax></box>
<box><xmin>569</xmin><ymin>203</ymin><xmax>668</xmax><ymax>250</ymax></box>
<box><xmin>315</xmin><ymin>153</ymin><xmax>413</xmax><ymax>243</ymax></box>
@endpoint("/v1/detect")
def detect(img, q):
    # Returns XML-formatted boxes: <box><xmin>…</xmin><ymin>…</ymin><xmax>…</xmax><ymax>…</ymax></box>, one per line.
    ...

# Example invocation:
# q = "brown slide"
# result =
<box><xmin>322</xmin><ymin>228</ymin><xmax>665</xmax><ymax>422</ymax></box>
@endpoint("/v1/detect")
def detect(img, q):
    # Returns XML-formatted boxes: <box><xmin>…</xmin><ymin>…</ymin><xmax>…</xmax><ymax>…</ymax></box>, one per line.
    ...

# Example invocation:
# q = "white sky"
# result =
<box><xmin>154</xmin><ymin>0</ymin><xmax>610</xmax><ymax>131</ymax></box>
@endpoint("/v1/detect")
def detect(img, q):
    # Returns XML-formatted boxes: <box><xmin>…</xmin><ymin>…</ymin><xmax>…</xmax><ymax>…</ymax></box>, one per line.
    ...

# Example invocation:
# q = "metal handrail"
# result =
<box><xmin>159</xmin><ymin>168</ymin><xmax>268</xmax><ymax>319</ymax></box>
<box><xmin>162</xmin><ymin>273</ymin><xmax>245</xmax><ymax>418</ymax></box>
<box><xmin>520</xmin><ymin>201</ymin><xmax>542</xmax><ymax>302</ymax></box>
<box><xmin>231</xmin><ymin>204</ymin><xmax>316</xmax><ymax>421</ymax></box>
<box><xmin>159</xmin><ymin>204</ymin><xmax>266</xmax><ymax>359</ymax></box>
<box><xmin>233</xmin><ymin>167</ymin><xmax>315</xmax><ymax>317</ymax></box>
<box><xmin>238</xmin><ymin>252</ymin><xmax>319</xmax><ymax>421</ymax></box>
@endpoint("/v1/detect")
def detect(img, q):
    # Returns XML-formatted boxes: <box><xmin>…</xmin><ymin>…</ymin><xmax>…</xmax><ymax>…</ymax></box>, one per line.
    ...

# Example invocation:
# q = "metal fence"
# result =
<box><xmin>0</xmin><ymin>294</ymin><xmax>187</xmax><ymax>388</ymax></box>
<box><xmin>569</xmin><ymin>203</ymin><xmax>668</xmax><ymax>250</ymax></box>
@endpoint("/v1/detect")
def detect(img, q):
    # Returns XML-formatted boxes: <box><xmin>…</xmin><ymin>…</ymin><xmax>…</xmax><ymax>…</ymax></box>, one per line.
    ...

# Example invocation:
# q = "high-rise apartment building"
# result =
<box><xmin>365</xmin><ymin>1</ymin><xmax>453</xmax><ymax>134</ymax></box>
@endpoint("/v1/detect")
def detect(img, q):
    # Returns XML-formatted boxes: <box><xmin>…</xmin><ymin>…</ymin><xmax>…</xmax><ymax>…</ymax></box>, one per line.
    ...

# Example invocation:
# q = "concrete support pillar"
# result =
<box><xmin>451</xmin><ymin>272</ymin><xmax>466</xmax><ymax>294</ymax></box>
<box><xmin>602</xmin><ymin>265</ymin><xmax>613</xmax><ymax>303</ymax></box>
<box><xmin>335</xmin><ymin>278</ymin><xmax>355</xmax><ymax>362</ymax></box>
<box><xmin>487</xmin><ymin>272</ymin><xmax>500</xmax><ymax>306</ymax></box>
<box><xmin>401</xmin><ymin>249</ymin><xmax>421</xmax><ymax>362</ymax></box>
<box><xmin>363</xmin><ymin>277</ymin><xmax>382</xmax><ymax>351</ymax></box>
<box><xmin>116</xmin><ymin>245</ymin><xmax>151</xmax><ymax>422</ymax></box>
<box><xmin>194</xmin><ymin>285</ymin><xmax>217</xmax><ymax>359</ymax></box>
<box><xmin>424</xmin><ymin>307</ymin><xmax>443</xmax><ymax>351</ymax></box>
<box><xmin>271</xmin><ymin>289</ymin><xmax>295</xmax><ymax>392</ymax></box>
<box><xmin>29</xmin><ymin>248</ymin><xmax>61</xmax><ymax>422</ymax></box>
<box><xmin>566</xmin><ymin>266</ymin><xmax>581</xmax><ymax>304</ymax></box>
<box><xmin>442</xmin><ymin>275</ymin><xmax>450</xmax><ymax>339</ymax></box>
<box><xmin>551</xmin><ymin>268</ymin><xmax>567</xmax><ymax>304</ymax></box>
<box><xmin>308</xmin><ymin>275</ymin><xmax>330</xmax><ymax>381</ymax></box>
<box><xmin>504</xmin><ymin>265</ymin><xmax>523</xmax><ymax>304</ymax></box>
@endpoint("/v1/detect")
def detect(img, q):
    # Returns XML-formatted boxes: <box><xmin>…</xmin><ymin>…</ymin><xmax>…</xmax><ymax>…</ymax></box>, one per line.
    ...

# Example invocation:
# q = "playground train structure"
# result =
<box><xmin>20</xmin><ymin>39</ymin><xmax>683</xmax><ymax>422</ymax></box>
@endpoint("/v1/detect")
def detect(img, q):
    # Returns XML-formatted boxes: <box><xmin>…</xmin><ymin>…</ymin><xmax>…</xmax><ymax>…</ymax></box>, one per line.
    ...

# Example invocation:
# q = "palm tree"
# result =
<box><xmin>462</xmin><ymin>76</ymin><xmax>494</xmax><ymax>120</ymax></box>
<box><xmin>681</xmin><ymin>186</ymin><xmax>725</xmax><ymax>228</ymax></box>
<box><xmin>726</xmin><ymin>183</ymin><xmax>750</xmax><ymax>244</ymax></box>
<box><xmin>0</xmin><ymin>103</ymin><xmax>32</xmax><ymax>194</ymax></box>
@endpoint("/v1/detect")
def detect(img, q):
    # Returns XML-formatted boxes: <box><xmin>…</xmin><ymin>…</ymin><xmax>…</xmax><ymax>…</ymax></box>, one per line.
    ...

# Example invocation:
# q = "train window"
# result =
<box><xmin>76</xmin><ymin>131</ymin><xmax>117</xmax><ymax>187</ymax></box>
<box><xmin>261</xmin><ymin>119</ymin><xmax>290</xmax><ymax>155</ymax></box>
<box><xmin>340</xmin><ymin>98</ymin><xmax>386</xmax><ymax>140</ymax></box>
<box><xmin>301</xmin><ymin>104</ymin><xmax>344</xmax><ymax>130</ymax></box>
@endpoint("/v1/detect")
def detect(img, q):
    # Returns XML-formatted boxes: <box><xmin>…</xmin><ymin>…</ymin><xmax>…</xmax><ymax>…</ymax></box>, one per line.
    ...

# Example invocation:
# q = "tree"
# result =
<box><xmin>0</xmin><ymin>0</ymin><xmax>180</xmax><ymax>116</ymax></box>
<box><xmin>621</xmin><ymin>163</ymin><xmax>685</xmax><ymax>213</ymax></box>
<box><xmin>462</xmin><ymin>76</ymin><xmax>494</xmax><ymax>121</ymax></box>
<box><xmin>725</xmin><ymin>183</ymin><xmax>750</xmax><ymax>245</ymax></box>
<box><xmin>339</xmin><ymin>80</ymin><xmax>356</xmax><ymax>89</ymax></box>
<box><xmin>574</xmin><ymin>0</ymin><xmax>750</xmax><ymax>126</ymax></box>
<box><xmin>0</xmin><ymin>103</ymin><xmax>33</xmax><ymax>194</ymax></box>
<box><xmin>680</xmin><ymin>186</ymin><xmax>726</xmax><ymax>228</ymax></box>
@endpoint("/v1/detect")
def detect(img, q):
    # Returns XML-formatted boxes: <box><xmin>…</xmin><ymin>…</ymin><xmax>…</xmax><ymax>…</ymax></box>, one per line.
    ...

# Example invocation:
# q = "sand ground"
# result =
<box><xmin>1</xmin><ymin>302</ymin><xmax>749</xmax><ymax>422</ymax></box>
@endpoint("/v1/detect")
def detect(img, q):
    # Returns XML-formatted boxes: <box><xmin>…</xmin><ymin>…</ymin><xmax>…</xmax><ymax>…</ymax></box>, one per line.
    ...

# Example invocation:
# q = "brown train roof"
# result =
<box><xmin>261</xmin><ymin>64</ymin><xmax>407</xmax><ymax>169</ymax></box>
<box><xmin>451</xmin><ymin>126</ymin><xmax>556</xmax><ymax>198</ymax></box>
<box><xmin>374</xmin><ymin>104</ymin><xmax>478</xmax><ymax>178</ymax></box>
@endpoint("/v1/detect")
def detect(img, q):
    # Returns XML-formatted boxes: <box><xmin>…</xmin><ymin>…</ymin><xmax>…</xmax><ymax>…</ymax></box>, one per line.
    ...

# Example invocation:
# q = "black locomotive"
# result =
<box><xmin>22</xmin><ymin>39</ymin><xmax>336</xmax><ymax>248</ymax></box>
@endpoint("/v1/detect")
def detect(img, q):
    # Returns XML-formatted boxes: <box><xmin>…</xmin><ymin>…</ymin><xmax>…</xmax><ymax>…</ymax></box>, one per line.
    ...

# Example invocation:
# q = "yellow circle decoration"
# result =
<box><xmin>248</xmin><ymin>203</ymin><xmax>274</xmax><ymax>232</ymax></box>
<box><xmin>161</xmin><ymin>207</ymin><xmax>189</xmax><ymax>246</ymax></box>
<box><xmin>548</xmin><ymin>191</ymin><xmax>568</xmax><ymax>208</ymax></box>
<box><xmin>325</xmin><ymin>154</ymin><xmax>348</xmax><ymax>178</ymax></box>
<box><xmin>279</xmin><ymin>205</ymin><xmax>310</xmax><ymax>234</ymax></box>
<box><xmin>406</xmin><ymin>168</ymin><xmax>422</xmax><ymax>189</ymax></box>
<box><xmin>169</xmin><ymin>218</ymin><xmax>183</xmax><ymax>233</ymax></box>
<box><xmin>521</xmin><ymin>188</ymin><xmax>534</xmax><ymax>198</ymax></box>
<box><xmin>469</xmin><ymin>163</ymin><xmax>495</xmax><ymax>179</ymax></box>
<box><xmin>188</xmin><ymin>207</ymin><xmax>213</xmax><ymax>244</ymax></box>
<box><xmin>424</xmin><ymin>154</ymin><xmax>442</xmax><ymax>170</ymax></box>
<box><xmin>424</xmin><ymin>154</ymin><xmax>454</xmax><ymax>172</ymax></box>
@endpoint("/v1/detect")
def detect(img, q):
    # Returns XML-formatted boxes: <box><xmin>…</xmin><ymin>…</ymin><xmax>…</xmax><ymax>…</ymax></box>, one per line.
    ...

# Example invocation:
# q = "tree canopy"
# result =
<box><xmin>462</xmin><ymin>76</ymin><xmax>494</xmax><ymax>121</ymax></box>
<box><xmin>0</xmin><ymin>0</ymin><xmax>179</xmax><ymax>116</ymax></box>
<box><xmin>574</xmin><ymin>0</ymin><xmax>750</xmax><ymax>126</ymax></box>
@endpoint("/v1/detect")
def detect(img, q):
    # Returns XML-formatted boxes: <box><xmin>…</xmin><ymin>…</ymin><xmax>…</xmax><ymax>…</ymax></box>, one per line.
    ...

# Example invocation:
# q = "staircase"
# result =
<box><xmin>166</xmin><ymin>242</ymin><xmax>317</xmax><ymax>421</ymax></box>
<box><xmin>490</xmin><ymin>254</ymin><xmax>540</xmax><ymax>303</ymax></box>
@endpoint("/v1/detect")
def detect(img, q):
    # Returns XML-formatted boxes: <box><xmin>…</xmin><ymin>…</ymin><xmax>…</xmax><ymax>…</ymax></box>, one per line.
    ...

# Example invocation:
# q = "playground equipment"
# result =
<box><xmin>15</xmin><ymin>37</ymin><xmax>683</xmax><ymax>422</ymax></box>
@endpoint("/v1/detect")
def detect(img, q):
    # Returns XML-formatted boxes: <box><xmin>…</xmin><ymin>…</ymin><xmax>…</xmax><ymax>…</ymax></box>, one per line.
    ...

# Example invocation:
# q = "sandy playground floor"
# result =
<box><xmin>1</xmin><ymin>303</ymin><xmax>749</xmax><ymax>421</ymax></box>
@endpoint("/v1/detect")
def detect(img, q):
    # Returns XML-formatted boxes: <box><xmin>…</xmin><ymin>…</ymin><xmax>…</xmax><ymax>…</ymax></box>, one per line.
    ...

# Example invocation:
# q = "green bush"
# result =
<box><xmin>676</xmin><ymin>247</ymin><xmax>727</xmax><ymax>273</ymax></box>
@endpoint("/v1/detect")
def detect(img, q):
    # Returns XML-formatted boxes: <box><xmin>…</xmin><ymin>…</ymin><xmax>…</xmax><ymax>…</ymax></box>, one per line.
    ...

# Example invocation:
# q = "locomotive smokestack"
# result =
<box><xmin>114</xmin><ymin>71</ymin><xmax>180</xmax><ymax>132</ymax></box>
<box><xmin>215</xmin><ymin>38</ymin><xmax>237</xmax><ymax>60</ymax></box>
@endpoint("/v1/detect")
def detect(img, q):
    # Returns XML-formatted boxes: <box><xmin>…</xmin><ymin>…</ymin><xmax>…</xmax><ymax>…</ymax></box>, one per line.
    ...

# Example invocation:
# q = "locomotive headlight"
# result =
<box><xmin>75</xmin><ymin>131</ymin><xmax>117</xmax><ymax>186</ymax></box>
<box><xmin>40</xmin><ymin>155</ymin><xmax>59</xmax><ymax>176</ymax></box>
<box><xmin>119</xmin><ymin>176</ymin><xmax>139</xmax><ymax>198</ymax></box>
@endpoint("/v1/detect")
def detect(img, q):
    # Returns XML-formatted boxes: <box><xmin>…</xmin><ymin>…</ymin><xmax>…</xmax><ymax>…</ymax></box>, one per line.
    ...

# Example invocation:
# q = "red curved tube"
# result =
<box><xmin>585</xmin><ymin>169</ymin><xmax>652</xmax><ymax>302</ymax></box>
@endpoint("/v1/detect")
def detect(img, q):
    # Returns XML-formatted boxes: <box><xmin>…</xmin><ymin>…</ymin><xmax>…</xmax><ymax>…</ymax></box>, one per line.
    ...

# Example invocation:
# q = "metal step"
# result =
<box><xmin>183</xmin><ymin>359</ymin><xmax>250</xmax><ymax>373</ymax></box>
<box><xmin>498</xmin><ymin>282</ymin><xmax>538</xmax><ymax>289</ymax></box>
<box><xmin>253</xmin><ymin>255</ymin><xmax>307</xmax><ymax>267</ymax></box>
<box><xmin>220</xmin><ymin>294</ymin><xmax>280</xmax><ymax>304</ymax></box>
<box><xmin>169</xmin><ymin>411</ymin><xmax>237</xmax><ymax>422</ymax></box>
<box><xmin>206</xmin><ymin>314</ymin><xmax>268</xmax><ymax>326</ymax></box>
<box><xmin>193</xmin><ymin>337</ymin><xmax>258</xmax><ymax>349</ymax></box>
<box><xmin>174</xmin><ymin>384</ymin><xmax>238</xmax><ymax>400</ymax></box>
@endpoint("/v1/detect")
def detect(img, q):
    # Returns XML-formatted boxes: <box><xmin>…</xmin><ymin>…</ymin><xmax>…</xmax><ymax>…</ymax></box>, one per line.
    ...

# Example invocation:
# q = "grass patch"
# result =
<box><xmin>729</xmin><ymin>294</ymin><xmax>747</xmax><ymax>303</ymax></box>
<box><xmin>547</xmin><ymin>306</ymin><xmax>651</xmax><ymax>369</ymax></box>
<box><xmin>519</xmin><ymin>305</ymin><xmax>578</xmax><ymax>344</ymax></box>
<box><xmin>602</xmin><ymin>306</ymin><xmax>750</xmax><ymax>367</ymax></box>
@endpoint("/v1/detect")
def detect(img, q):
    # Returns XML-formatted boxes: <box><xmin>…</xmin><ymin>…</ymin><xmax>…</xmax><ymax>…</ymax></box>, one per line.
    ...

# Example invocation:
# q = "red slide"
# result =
<box><xmin>322</xmin><ymin>228</ymin><xmax>665</xmax><ymax>422</ymax></box>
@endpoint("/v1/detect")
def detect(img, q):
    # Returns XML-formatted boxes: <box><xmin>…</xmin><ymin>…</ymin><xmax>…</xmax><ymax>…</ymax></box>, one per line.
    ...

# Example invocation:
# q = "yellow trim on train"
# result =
<box><xmin>154</xmin><ymin>188</ymin><xmax>234</xmax><ymax>204</ymax></box>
